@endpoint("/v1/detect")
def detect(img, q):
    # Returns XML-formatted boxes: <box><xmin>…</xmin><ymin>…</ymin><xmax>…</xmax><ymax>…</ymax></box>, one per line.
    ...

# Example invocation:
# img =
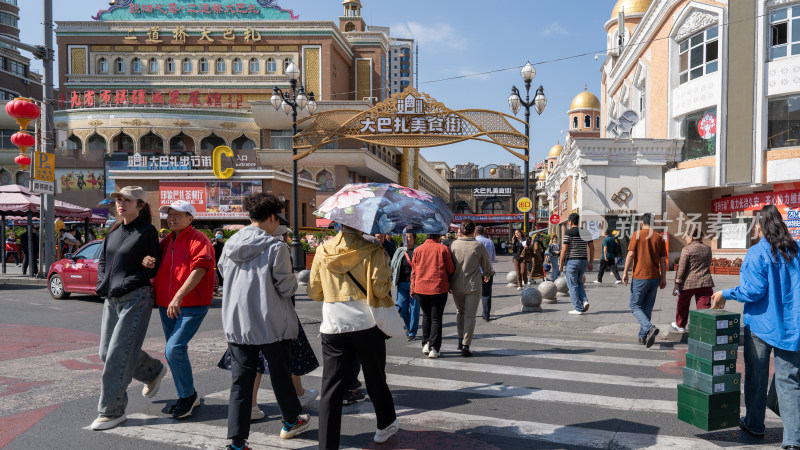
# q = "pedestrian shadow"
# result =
<box><xmin>694</xmin><ymin>426</ymin><xmax>784</xmax><ymax>446</ymax></box>
<box><xmin>60</xmin><ymin>294</ymin><xmax>104</xmax><ymax>304</ymax></box>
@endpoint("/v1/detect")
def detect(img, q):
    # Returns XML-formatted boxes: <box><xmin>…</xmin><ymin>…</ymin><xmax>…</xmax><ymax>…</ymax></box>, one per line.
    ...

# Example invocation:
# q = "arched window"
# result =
<box><xmin>199</xmin><ymin>58</ymin><xmax>208</xmax><ymax>73</ymax></box>
<box><xmin>216</xmin><ymin>58</ymin><xmax>226</xmax><ymax>74</ymax></box>
<box><xmin>0</xmin><ymin>168</ymin><xmax>11</xmax><ymax>185</ymax></box>
<box><xmin>596</xmin><ymin>116</ymin><xmax>601</xmax><ymax>129</ymax></box>
<box><xmin>149</xmin><ymin>58</ymin><xmax>158</xmax><ymax>73</ymax></box>
<box><xmin>63</xmin><ymin>134</ymin><xmax>82</xmax><ymax>158</ymax></box>
<box><xmin>87</xmin><ymin>133</ymin><xmax>106</xmax><ymax>152</ymax></box>
<box><xmin>344</xmin><ymin>22</ymin><xmax>355</xmax><ymax>32</ymax></box>
<box><xmin>249</xmin><ymin>57</ymin><xmax>259</xmax><ymax>74</ymax></box>
<box><xmin>232</xmin><ymin>135</ymin><xmax>256</xmax><ymax>150</ymax></box>
<box><xmin>584</xmin><ymin>114</ymin><xmax>591</xmax><ymax>128</ymax></box>
<box><xmin>140</xmin><ymin>132</ymin><xmax>163</xmax><ymax>152</ymax></box>
<box><xmin>232</xmin><ymin>58</ymin><xmax>243</xmax><ymax>74</ymax></box>
<box><xmin>572</xmin><ymin>116</ymin><xmax>578</xmax><ymax>129</ymax></box>
<box><xmin>98</xmin><ymin>57</ymin><xmax>108</xmax><ymax>73</ymax></box>
<box><xmin>166</xmin><ymin>58</ymin><xmax>175</xmax><ymax>74</ymax></box>
<box><xmin>15</xmin><ymin>170</ymin><xmax>29</xmax><ymax>187</ymax></box>
<box><xmin>115</xmin><ymin>57</ymin><xmax>125</xmax><ymax>73</ymax></box>
<box><xmin>283</xmin><ymin>57</ymin><xmax>292</xmax><ymax>71</ymax></box>
<box><xmin>113</xmin><ymin>132</ymin><xmax>134</xmax><ymax>152</ymax></box>
<box><xmin>298</xmin><ymin>169</ymin><xmax>312</xmax><ymax>181</ymax></box>
<box><xmin>266</xmin><ymin>58</ymin><xmax>276</xmax><ymax>73</ymax></box>
<box><xmin>316</xmin><ymin>169</ymin><xmax>334</xmax><ymax>192</ymax></box>
<box><xmin>170</xmin><ymin>133</ymin><xmax>194</xmax><ymax>153</ymax></box>
<box><xmin>132</xmin><ymin>57</ymin><xmax>142</xmax><ymax>73</ymax></box>
<box><xmin>201</xmin><ymin>133</ymin><xmax>225</xmax><ymax>150</ymax></box>
<box><xmin>182</xmin><ymin>58</ymin><xmax>192</xmax><ymax>74</ymax></box>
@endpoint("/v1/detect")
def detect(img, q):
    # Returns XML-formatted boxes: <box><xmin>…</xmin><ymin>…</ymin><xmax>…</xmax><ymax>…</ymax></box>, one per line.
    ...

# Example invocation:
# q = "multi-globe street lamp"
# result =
<box><xmin>508</xmin><ymin>61</ymin><xmax>547</xmax><ymax>234</ymax></box>
<box><xmin>270</xmin><ymin>62</ymin><xmax>317</xmax><ymax>271</ymax></box>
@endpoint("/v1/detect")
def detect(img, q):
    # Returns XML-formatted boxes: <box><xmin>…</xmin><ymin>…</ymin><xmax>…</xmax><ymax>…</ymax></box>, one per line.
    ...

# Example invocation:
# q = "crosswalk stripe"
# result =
<box><xmin>480</xmin><ymin>334</ymin><xmax>676</xmax><ymax>351</ymax></box>
<box><xmin>406</xmin><ymin>342</ymin><xmax>669</xmax><ymax>367</ymax></box>
<box><xmin>383</xmin><ymin>355</ymin><xmax>679</xmax><ymax>389</ymax></box>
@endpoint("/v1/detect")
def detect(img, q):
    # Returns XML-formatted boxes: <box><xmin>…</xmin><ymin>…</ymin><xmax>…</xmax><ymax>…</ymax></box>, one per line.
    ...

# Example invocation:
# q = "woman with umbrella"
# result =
<box><xmin>390</xmin><ymin>228</ymin><xmax>419</xmax><ymax>340</ymax></box>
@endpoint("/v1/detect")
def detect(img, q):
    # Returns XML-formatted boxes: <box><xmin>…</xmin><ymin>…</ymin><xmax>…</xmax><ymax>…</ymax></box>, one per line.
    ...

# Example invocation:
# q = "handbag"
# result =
<box><xmin>346</xmin><ymin>271</ymin><xmax>406</xmax><ymax>338</ymax></box>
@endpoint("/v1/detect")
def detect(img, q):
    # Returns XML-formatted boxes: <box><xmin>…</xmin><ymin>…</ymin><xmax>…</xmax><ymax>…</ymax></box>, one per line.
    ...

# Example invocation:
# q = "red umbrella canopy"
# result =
<box><xmin>0</xmin><ymin>184</ymin><xmax>92</xmax><ymax>218</ymax></box>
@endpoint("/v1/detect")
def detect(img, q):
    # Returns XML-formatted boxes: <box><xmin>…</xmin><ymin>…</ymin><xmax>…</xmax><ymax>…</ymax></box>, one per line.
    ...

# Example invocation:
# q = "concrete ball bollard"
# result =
<box><xmin>506</xmin><ymin>271</ymin><xmax>517</xmax><ymax>283</ymax></box>
<box><xmin>554</xmin><ymin>276</ymin><xmax>568</xmax><ymax>293</ymax></box>
<box><xmin>521</xmin><ymin>287</ymin><xmax>543</xmax><ymax>312</ymax></box>
<box><xmin>297</xmin><ymin>269</ymin><xmax>310</xmax><ymax>285</ymax></box>
<box><xmin>538</xmin><ymin>280</ymin><xmax>557</xmax><ymax>304</ymax></box>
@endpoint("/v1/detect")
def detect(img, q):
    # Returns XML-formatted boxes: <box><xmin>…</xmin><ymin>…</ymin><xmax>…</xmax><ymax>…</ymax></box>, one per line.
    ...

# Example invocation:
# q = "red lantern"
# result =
<box><xmin>10</xmin><ymin>131</ymin><xmax>35</xmax><ymax>150</ymax></box>
<box><xmin>14</xmin><ymin>154</ymin><xmax>31</xmax><ymax>170</ymax></box>
<box><xmin>5</xmin><ymin>97</ymin><xmax>41</xmax><ymax>130</ymax></box>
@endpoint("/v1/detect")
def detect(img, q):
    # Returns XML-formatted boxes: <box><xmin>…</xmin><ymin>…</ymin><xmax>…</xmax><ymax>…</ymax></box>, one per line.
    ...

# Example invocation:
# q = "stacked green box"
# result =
<box><xmin>677</xmin><ymin>309</ymin><xmax>742</xmax><ymax>431</ymax></box>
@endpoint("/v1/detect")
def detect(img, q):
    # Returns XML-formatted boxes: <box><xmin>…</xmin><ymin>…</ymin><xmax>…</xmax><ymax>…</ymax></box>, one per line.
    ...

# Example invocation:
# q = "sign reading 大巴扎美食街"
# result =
<box><xmin>92</xmin><ymin>0</ymin><xmax>299</xmax><ymax>21</ymax></box>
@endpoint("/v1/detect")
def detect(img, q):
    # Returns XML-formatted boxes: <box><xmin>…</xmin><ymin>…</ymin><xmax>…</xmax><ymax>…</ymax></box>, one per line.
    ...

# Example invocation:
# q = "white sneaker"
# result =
<box><xmin>516</xmin><ymin>287</ymin><xmax>523</xmax><ymax>291</ymax></box>
<box><xmin>142</xmin><ymin>365</ymin><xmax>168</xmax><ymax>398</ymax></box>
<box><xmin>298</xmin><ymin>388</ymin><xmax>319</xmax><ymax>408</ymax></box>
<box><xmin>671</xmin><ymin>322</ymin><xmax>687</xmax><ymax>333</ymax></box>
<box><xmin>568</xmin><ymin>310</ymin><xmax>584</xmax><ymax>315</ymax></box>
<box><xmin>91</xmin><ymin>414</ymin><xmax>127</xmax><ymax>431</ymax></box>
<box><xmin>251</xmin><ymin>405</ymin><xmax>265</xmax><ymax>420</ymax></box>
<box><xmin>374</xmin><ymin>419</ymin><xmax>399</xmax><ymax>443</ymax></box>
<box><xmin>422</xmin><ymin>343</ymin><xmax>430</xmax><ymax>355</ymax></box>
<box><xmin>593</xmin><ymin>280</ymin><xmax>601</xmax><ymax>284</ymax></box>
<box><xmin>428</xmin><ymin>349</ymin><xmax>439</xmax><ymax>359</ymax></box>
<box><xmin>582</xmin><ymin>301</ymin><xmax>590</xmax><ymax>312</ymax></box>
<box><xmin>615</xmin><ymin>280</ymin><xmax>623</xmax><ymax>284</ymax></box>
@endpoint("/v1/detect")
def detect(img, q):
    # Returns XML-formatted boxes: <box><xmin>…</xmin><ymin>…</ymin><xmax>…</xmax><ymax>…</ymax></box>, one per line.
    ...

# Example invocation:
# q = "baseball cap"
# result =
<box><xmin>274</xmin><ymin>212</ymin><xmax>289</xmax><ymax>226</ymax></box>
<box><xmin>110</xmin><ymin>186</ymin><xmax>147</xmax><ymax>202</ymax></box>
<box><xmin>159</xmin><ymin>200</ymin><xmax>196</xmax><ymax>217</ymax></box>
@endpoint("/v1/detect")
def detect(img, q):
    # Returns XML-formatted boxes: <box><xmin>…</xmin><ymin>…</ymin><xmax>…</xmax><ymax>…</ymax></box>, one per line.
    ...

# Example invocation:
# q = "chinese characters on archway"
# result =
<box><xmin>123</xmin><ymin>25</ymin><xmax>263</xmax><ymax>43</ymax></box>
<box><xmin>357</xmin><ymin>93</ymin><xmax>464</xmax><ymax>135</ymax></box>
<box><xmin>127</xmin><ymin>3</ymin><xmax>261</xmax><ymax>16</ymax></box>
<box><xmin>65</xmin><ymin>90</ymin><xmax>244</xmax><ymax>109</ymax></box>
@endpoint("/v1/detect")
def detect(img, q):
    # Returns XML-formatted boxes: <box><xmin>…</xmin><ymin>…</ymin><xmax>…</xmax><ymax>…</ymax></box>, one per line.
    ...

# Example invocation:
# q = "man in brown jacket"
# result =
<box><xmin>449</xmin><ymin>219</ymin><xmax>494</xmax><ymax>357</ymax></box>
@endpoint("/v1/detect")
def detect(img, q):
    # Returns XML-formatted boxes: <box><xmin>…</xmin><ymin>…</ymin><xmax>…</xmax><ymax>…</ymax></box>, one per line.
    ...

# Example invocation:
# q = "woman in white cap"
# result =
<box><xmin>91</xmin><ymin>186</ymin><xmax>165</xmax><ymax>431</ymax></box>
<box><xmin>143</xmin><ymin>199</ymin><xmax>216</xmax><ymax>420</ymax></box>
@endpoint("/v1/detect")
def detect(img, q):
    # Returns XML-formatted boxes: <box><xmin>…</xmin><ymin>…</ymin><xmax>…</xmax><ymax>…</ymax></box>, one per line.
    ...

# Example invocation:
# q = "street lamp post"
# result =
<box><xmin>508</xmin><ymin>61</ymin><xmax>546</xmax><ymax>235</ymax></box>
<box><xmin>270</xmin><ymin>62</ymin><xmax>317</xmax><ymax>272</ymax></box>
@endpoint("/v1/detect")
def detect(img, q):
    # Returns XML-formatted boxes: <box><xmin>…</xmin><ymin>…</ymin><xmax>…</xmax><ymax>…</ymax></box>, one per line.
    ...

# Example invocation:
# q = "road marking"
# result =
<box><xmin>479</xmin><ymin>334</ymin><xmax>678</xmax><ymax>351</ymax></box>
<box><xmin>383</xmin><ymin>355</ymin><xmax>679</xmax><ymax>389</ymax></box>
<box><xmin>406</xmin><ymin>342</ymin><xmax>668</xmax><ymax>367</ymax></box>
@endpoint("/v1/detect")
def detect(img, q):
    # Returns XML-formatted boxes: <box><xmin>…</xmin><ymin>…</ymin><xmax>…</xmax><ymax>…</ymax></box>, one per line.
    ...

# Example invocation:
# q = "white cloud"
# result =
<box><xmin>391</xmin><ymin>21</ymin><xmax>466</xmax><ymax>50</ymax></box>
<box><xmin>540</xmin><ymin>22</ymin><xmax>567</xmax><ymax>37</ymax></box>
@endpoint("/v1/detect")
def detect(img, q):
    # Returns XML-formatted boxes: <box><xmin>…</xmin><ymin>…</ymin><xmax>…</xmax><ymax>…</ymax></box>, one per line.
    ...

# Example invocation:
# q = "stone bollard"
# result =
<box><xmin>297</xmin><ymin>269</ymin><xmax>310</xmax><ymax>285</ymax></box>
<box><xmin>554</xmin><ymin>276</ymin><xmax>569</xmax><ymax>297</ymax></box>
<box><xmin>538</xmin><ymin>280</ymin><xmax>557</xmax><ymax>304</ymax></box>
<box><xmin>506</xmin><ymin>270</ymin><xmax>518</xmax><ymax>288</ymax></box>
<box><xmin>521</xmin><ymin>287</ymin><xmax>543</xmax><ymax>312</ymax></box>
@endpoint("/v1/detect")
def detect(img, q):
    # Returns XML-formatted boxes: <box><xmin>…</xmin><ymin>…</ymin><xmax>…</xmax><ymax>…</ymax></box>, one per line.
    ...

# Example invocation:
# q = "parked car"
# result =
<box><xmin>47</xmin><ymin>239</ymin><xmax>103</xmax><ymax>299</ymax></box>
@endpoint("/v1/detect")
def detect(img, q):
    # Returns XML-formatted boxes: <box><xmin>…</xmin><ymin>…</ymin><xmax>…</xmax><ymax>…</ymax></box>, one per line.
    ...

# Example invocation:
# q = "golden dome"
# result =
<box><xmin>538</xmin><ymin>170</ymin><xmax>547</xmax><ymax>180</ymax></box>
<box><xmin>489</xmin><ymin>168</ymin><xmax>497</xmax><ymax>175</ymax></box>
<box><xmin>611</xmin><ymin>0</ymin><xmax>652</xmax><ymax>20</ymax></box>
<box><xmin>570</xmin><ymin>90</ymin><xmax>601</xmax><ymax>111</ymax></box>
<box><xmin>548</xmin><ymin>144</ymin><xmax>564</xmax><ymax>158</ymax></box>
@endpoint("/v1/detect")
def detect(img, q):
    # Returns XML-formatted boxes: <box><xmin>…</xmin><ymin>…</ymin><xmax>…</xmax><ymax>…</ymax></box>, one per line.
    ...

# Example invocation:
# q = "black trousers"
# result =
<box><xmin>418</xmin><ymin>293</ymin><xmax>448</xmax><ymax>351</ymax></box>
<box><xmin>319</xmin><ymin>326</ymin><xmax>396</xmax><ymax>450</ymax></box>
<box><xmin>597</xmin><ymin>258</ymin><xmax>621</xmax><ymax>282</ymax></box>
<box><xmin>227</xmin><ymin>341</ymin><xmax>301</xmax><ymax>443</ymax></box>
<box><xmin>21</xmin><ymin>251</ymin><xmax>37</xmax><ymax>276</ymax></box>
<box><xmin>481</xmin><ymin>275</ymin><xmax>493</xmax><ymax>319</ymax></box>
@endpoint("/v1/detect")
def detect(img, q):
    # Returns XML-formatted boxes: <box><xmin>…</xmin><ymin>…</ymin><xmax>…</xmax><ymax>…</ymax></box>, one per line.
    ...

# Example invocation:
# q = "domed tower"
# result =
<box><xmin>340</xmin><ymin>0</ymin><xmax>365</xmax><ymax>33</ymax></box>
<box><xmin>568</xmin><ymin>87</ymin><xmax>601</xmax><ymax>139</ymax></box>
<box><xmin>547</xmin><ymin>142</ymin><xmax>563</xmax><ymax>173</ymax></box>
<box><xmin>604</xmin><ymin>0</ymin><xmax>653</xmax><ymax>57</ymax></box>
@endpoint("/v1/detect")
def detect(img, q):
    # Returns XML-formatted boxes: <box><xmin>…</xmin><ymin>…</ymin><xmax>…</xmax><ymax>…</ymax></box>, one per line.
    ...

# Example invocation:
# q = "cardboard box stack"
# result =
<box><xmin>677</xmin><ymin>309</ymin><xmax>742</xmax><ymax>431</ymax></box>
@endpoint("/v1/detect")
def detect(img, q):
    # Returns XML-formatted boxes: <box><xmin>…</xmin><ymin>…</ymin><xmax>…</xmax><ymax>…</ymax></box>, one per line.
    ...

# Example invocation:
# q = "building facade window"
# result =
<box><xmin>768</xmin><ymin>93</ymin><xmax>800</xmax><ymax>149</ymax></box>
<box><xmin>266</xmin><ymin>57</ymin><xmax>276</xmax><ymax>73</ymax></box>
<box><xmin>199</xmin><ymin>58</ymin><xmax>208</xmax><ymax>73</ymax></box>
<box><xmin>98</xmin><ymin>57</ymin><xmax>108</xmax><ymax>74</ymax></box>
<box><xmin>216</xmin><ymin>58</ymin><xmax>226</xmax><ymax>73</ymax></box>
<box><xmin>132</xmin><ymin>57</ymin><xmax>142</xmax><ymax>73</ymax></box>
<box><xmin>270</xmin><ymin>130</ymin><xmax>292</xmax><ymax>150</ymax></box>
<box><xmin>232</xmin><ymin>58</ymin><xmax>243</xmax><ymax>74</ymax></box>
<box><xmin>680</xmin><ymin>108</ymin><xmax>717</xmax><ymax>160</ymax></box>
<box><xmin>679</xmin><ymin>27</ymin><xmax>718</xmax><ymax>85</ymax></box>
<box><xmin>572</xmin><ymin>116</ymin><xmax>578</xmax><ymax>129</ymax></box>
<box><xmin>770</xmin><ymin>6</ymin><xmax>800</xmax><ymax>60</ymax></box>
<box><xmin>182</xmin><ymin>58</ymin><xmax>192</xmax><ymax>73</ymax></box>
<box><xmin>283</xmin><ymin>57</ymin><xmax>292</xmax><ymax>71</ymax></box>
<box><xmin>249</xmin><ymin>57</ymin><xmax>259</xmax><ymax>73</ymax></box>
<box><xmin>166</xmin><ymin>58</ymin><xmax>175</xmax><ymax>73</ymax></box>
<box><xmin>0</xmin><ymin>12</ymin><xmax>18</xmax><ymax>27</ymax></box>
<box><xmin>8</xmin><ymin>60</ymin><xmax>25</xmax><ymax>77</ymax></box>
<box><xmin>596</xmin><ymin>115</ymin><xmax>601</xmax><ymax>129</ymax></box>
<box><xmin>115</xmin><ymin>57</ymin><xmax>125</xmax><ymax>73</ymax></box>
<box><xmin>149</xmin><ymin>58</ymin><xmax>158</xmax><ymax>73</ymax></box>
<box><xmin>584</xmin><ymin>114</ymin><xmax>591</xmax><ymax>128</ymax></box>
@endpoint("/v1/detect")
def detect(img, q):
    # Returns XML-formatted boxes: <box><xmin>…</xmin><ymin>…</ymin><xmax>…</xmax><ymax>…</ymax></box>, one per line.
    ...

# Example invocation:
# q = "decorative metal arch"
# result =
<box><xmin>292</xmin><ymin>87</ymin><xmax>529</xmax><ymax>161</ymax></box>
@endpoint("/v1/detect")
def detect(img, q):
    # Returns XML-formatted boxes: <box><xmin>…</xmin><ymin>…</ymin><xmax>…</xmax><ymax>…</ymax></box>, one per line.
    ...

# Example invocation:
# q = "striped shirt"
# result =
<box><xmin>563</xmin><ymin>227</ymin><xmax>590</xmax><ymax>261</ymax></box>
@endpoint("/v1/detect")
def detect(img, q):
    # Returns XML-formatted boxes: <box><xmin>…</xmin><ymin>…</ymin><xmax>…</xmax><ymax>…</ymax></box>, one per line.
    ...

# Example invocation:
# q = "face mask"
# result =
<box><xmin>215</xmin><ymin>234</ymin><xmax>223</xmax><ymax>239</ymax></box>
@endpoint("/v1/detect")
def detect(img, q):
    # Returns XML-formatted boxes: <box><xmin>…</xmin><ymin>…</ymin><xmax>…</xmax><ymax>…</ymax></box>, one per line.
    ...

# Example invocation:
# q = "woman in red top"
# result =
<box><xmin>410</xmin><ymin>234</ymin><xmax>455</xmax><ymax>359</ymax></box>
<box><xmin>144</xmin><ymin>199</ymin><xmax>215</xmax><ymax>420</ymax></box>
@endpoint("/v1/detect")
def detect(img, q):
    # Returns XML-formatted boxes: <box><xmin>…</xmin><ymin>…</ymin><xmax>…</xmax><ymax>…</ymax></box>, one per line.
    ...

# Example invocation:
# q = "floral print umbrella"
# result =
<box><xmin>314</xmin><ymin>183</ymin><xmax>454</xmax><ymax>235</ymax></box>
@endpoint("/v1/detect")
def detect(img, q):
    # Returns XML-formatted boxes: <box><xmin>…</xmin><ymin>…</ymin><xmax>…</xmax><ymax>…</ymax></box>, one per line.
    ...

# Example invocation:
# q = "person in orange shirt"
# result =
<box><xmin>410</xmin><ymin>234</ymin><xmax>455</xmax><ymax>359</ymax></box>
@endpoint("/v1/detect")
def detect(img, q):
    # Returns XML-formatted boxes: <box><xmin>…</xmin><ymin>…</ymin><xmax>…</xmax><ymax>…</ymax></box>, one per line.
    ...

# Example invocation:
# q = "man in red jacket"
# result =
<box><xmin>144</xmin><ymin>199</ymin><xmax>215</xmax><ymax>419</ymax></box>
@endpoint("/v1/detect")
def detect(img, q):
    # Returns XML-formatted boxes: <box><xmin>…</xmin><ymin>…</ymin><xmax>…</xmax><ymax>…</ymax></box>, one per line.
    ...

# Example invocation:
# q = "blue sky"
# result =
<box><xmin>19</xmin><ymin>0</ymin><xmax>614</xmax><ymax>168</ymax></box>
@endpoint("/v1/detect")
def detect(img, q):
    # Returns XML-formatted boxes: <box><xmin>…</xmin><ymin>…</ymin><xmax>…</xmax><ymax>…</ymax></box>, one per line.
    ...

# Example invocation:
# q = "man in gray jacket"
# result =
<box><xmin>218</xmin><ymin>193</ymin><xmax>309</xmax><ymax>448</ymax></box>
<box><xmin>449</xmin><ymin>219</ymin><xmax>494</xmax><ymax>357</ymax></box>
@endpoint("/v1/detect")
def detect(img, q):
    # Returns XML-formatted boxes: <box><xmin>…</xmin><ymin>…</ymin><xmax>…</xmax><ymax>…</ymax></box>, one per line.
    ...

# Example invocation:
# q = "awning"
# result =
<box><xmin>316</xmin><ymin>218</ymin><xmax>332</xmax><ymax>228</ymax></box>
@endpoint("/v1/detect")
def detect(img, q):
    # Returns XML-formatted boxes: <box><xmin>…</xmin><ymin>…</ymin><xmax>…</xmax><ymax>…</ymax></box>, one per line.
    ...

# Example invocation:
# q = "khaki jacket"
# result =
<box><xmin>449</xmin><ymin>237</ymin><xmax>494</xmax><ymax>294</ymax></box>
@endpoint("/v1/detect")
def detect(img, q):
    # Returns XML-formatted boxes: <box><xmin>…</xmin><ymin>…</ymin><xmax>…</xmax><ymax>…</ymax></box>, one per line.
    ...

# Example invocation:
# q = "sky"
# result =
<box><xmin>18</xmin><ymin>0</ymin><xmax>614</xmax><ymax>169</ymax></box>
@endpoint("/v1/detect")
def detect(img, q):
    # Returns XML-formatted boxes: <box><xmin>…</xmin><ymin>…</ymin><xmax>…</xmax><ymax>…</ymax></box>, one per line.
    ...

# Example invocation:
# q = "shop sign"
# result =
<box><xmin>485</xmin><ymin>227</ymin><xmax>510</xmax><ymax>235</ymax></box>
<box><xmin>358</xmin><ymin>93</ymin><xmax>463</xmax><ymax>135</ymax></box>
<box><xmin>787</xmin><ymin>210</ymin><xmax>800</xmax><ymax>243</ymax></box>
<box><xmin>610</xmin><ymin>187</ymin><xmax>632</xmax><ymax>206</ymax></box>
<box><xmin>473</xmin><ymin>187</ymin><xmax>512</xmax><ymax>197</ymax></box>
<box><xmin>712</xmin><ymin>188</ymin><xmax>800</xmax><ymax>213</ymax></box>
<box><xmin>159</xmin><ymin>180</ymin><xmax>262</xmax><ymax>219</ymax></box>
<box><xmin>697</xmin><ymin>113</ymin><xmax>717</xmax><ymax>140</ymax></box>
<box><xmin>32</xmin><ymin>151</ymin><xmax>55</xmax><ymax>195</ymax></box>
<box><xmin>125</xmin><ymin>149</ymin><xmax>260</xmax><ymax>172</ymax></box>
<box><xmin>453</xmin><ymin>214</ymin><xmax>535</xmax><ymax>224</ymax></box>
<box><xmin>65</xmin><ymin>89</ymin><xmax>244</xmax><ymax>110</ymax></box>
<box><xmin>549</xmin><ymin>214</ymin><xmax>560</xmax><ymax>225</ymax></box>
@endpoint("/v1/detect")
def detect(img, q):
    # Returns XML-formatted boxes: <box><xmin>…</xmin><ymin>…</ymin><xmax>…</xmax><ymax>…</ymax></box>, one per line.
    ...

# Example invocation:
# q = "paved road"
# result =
<box><xmin>0</xmin><ymin>256</ymin><xmax>782</xmax><ymax>449</ymax></box>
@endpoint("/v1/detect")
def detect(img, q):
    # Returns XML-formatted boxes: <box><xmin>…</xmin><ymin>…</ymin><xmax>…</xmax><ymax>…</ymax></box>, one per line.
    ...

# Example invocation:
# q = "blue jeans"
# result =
<box><xmin>159</xmin><ymin>305</ymin><xmax>209</xmax><ymax>398</ymax></box>
<box><xmin>98</xmin><ymin>286</ymin><xmax>163</xmax><ymax>418</ymax></box>
<box><xmin>550</xmin><ymin>258</ymin><xmax>560</xmax><ymax>280</ymax></box>
<box><xmin>742</xmin><ymin>327</ymin><xmax>800</xmax><ymax>448</ymax></box>
<box><xmin>629</xmin><ymin>278</ymin><xmax>660</xmax><ymax>339</ymax></box>
<box><xmin>395</xmin><ymin>282</ymin><xmax>419</xmax><ymax>337</ymax></box>
<box><xmin>565</xmin><ymin>260</ymin><xmax>588</xmax><ymax>312</ymax></box>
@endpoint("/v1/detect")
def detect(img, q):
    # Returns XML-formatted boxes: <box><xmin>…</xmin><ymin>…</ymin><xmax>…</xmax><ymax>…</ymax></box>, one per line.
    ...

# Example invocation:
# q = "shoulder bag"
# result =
<box><xmin>346</xmin><ymin>271</ymin><xmax>406</xmax><ymax>338</ymax></box>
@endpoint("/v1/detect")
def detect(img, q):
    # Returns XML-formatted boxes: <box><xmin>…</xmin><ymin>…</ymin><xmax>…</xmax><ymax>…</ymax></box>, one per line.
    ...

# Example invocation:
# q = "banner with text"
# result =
<box><xmin>159</xmin><ymin>180</ymin><xmax>262</xmax><ymax>219</ymax></box>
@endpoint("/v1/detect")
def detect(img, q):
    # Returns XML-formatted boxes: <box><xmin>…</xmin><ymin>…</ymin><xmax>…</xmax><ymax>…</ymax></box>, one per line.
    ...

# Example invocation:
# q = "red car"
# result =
<box><xmin>48</xmin><ymin>239</ymin><xmax>103</xmax><ymax>299</ymax></box>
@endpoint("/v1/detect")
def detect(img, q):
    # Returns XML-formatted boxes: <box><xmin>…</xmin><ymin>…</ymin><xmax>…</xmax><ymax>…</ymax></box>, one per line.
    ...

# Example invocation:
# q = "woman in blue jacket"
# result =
<box><xmin>712</xmin><ymin>204</ymin><xmax>800</xmax><ymax>450</ymax></box>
